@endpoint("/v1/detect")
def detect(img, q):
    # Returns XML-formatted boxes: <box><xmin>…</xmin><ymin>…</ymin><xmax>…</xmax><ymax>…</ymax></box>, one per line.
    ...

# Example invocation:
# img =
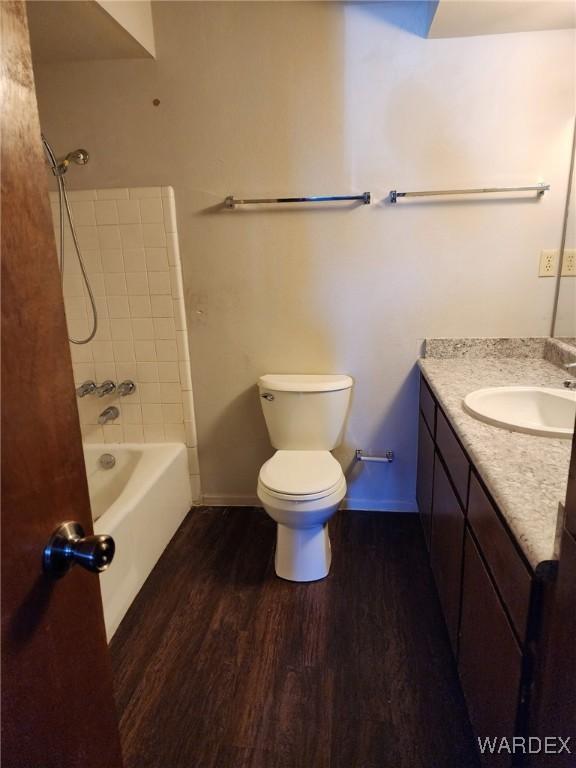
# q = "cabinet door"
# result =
<box><xmin>459</xmin><ymin>532</ymin><xmax>522</xmax><ymax>768</ymax></box>
<box><xmin>430</xmin><ymin>458</ymin><xmax>466</xmax><ymax>653</ymax></box>
<box><xmin>417</xmin><ymin>413</ymin><xmax>435</xmax><ymax>550</ymax></box>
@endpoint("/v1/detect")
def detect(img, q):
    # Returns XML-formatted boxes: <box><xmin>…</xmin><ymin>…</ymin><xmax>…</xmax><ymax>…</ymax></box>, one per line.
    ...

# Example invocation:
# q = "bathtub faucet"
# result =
<box><xmin>98</xmin><ymin>406</ymin><xmax>119</xmax><ymax>425</ymax></box>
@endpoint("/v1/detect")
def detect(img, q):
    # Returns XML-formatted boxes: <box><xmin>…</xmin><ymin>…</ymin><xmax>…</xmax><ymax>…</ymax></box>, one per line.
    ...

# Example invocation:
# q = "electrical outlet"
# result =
<box><xmin>539</xmin><ymin>249</ymin><xmax>559</xmax><ymax>277</ymax></box>
<box><xmin>561</xmin><ymin>248</ymin><xmax>576</xmax><ymax>276</ymax></box>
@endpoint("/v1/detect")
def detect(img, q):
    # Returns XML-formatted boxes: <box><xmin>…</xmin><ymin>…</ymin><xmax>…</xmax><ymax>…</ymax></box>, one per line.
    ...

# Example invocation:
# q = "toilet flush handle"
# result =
<box><xmin>261</xmin><ymin>393</ymin><xmax>275</xmax><ymax>401</ymax></box>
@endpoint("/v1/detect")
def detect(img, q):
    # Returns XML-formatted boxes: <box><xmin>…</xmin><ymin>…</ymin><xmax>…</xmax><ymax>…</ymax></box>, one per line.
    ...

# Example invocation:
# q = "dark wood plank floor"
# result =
<box><xmin>110</xmin><ymin>508</ymin><xmax>480</xmax><ymax>768</ymax></box>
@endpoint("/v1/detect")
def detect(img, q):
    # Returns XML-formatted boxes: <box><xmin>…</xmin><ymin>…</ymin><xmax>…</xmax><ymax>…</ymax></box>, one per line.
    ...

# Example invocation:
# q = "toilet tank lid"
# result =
<box><xmin>258</xmin><ymin>374</ymin><xmax>353</xmax><ymax>393</ymax></box>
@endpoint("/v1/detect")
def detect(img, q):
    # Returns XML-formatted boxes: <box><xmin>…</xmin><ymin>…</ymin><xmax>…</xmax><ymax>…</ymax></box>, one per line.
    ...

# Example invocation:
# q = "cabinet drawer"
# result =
<box><xmin>419</xmin><ymin>376</ymin><xmax>436</xmax><ymax>437</ymax></box>
<box><xmin>459</xmin><ymin>532</ymin><xmax>522</xmax><ymax>767</ymax></box>
<box><xmin>431</xmin><ymin>457</ymin><xmax>465</xmax><ymax>654</ymax></box>
<box><xmin>417</xmin><ymin>412</ymin><xmax>435</xmax><ymax>550</ymax></box>
<box><xmin>436</xmin><ymin>409</ymin><xmax>470</xmax><ymax>507</ymax></box>
<box><xmin>468</xmin><ymin>473</ymin><xmax>532</xmax><ymax>640</ymax></box>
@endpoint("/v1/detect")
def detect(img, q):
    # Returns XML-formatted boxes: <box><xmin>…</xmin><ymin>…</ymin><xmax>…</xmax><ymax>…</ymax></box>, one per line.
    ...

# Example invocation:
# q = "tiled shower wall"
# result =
<box><xmin>50</xmin><ymin>185</ymin><xmax>201</xmax><ymax>501</ymax></box>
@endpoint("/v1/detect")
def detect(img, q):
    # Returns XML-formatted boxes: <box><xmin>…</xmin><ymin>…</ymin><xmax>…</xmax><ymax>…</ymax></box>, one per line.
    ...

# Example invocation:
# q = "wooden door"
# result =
<box><xmin>1</xmin><ymin>3</ymin><xmax>123</xmax><ymax>766</ymax></box>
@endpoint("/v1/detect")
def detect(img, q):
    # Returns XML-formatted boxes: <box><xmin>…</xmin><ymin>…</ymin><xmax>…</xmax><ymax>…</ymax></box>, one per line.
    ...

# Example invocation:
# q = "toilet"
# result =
<box><xmin>257</xmin><ymin>374</ymin><xmax>353</xmax><ymax>582</ymax></box>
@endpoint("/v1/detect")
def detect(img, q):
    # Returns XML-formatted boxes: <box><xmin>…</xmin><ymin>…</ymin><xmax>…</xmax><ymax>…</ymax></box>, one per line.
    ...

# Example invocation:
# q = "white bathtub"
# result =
<box><xmin>83</xmin><ymin>443</ymin><xmax>192</xmax><ymax>640</ymax></box>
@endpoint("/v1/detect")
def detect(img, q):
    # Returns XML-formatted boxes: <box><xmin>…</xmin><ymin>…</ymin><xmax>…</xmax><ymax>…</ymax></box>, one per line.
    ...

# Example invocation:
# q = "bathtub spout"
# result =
<box><xmin>98</xmin><ymin>406</ymin><xmax>119</xmax><ymax>425</ymax></box>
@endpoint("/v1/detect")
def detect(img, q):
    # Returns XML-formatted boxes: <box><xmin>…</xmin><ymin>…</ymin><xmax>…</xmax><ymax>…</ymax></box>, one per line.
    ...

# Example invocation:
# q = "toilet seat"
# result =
<box><xmin>259</xmin><ymin>450</ymin><xmax>344</xmax><ymax>501</ymax></box>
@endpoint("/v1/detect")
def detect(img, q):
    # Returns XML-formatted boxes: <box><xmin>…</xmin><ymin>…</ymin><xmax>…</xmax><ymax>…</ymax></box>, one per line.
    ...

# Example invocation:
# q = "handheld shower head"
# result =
<box><xmin>57</xmin><ymin>148</ymin><xmax>89</xmax><ymax>175</ymax></box>
<box><xmin>41</xmin><ymin>135</ymin><xmax>89</xmax><ymax>176</ymax></box>
<box><xmin>65</xmin><ymin>148</ymin><xmax>89</xmax><ymax>166</ymax></box>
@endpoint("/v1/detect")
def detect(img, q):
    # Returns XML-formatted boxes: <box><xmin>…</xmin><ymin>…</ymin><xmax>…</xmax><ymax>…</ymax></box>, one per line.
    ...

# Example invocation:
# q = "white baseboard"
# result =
<box><xmin>340</xmin><ymin>498</ymin><xmax>418</xmax><ymax>513</ymax></box>
<box><xmin>200</xmin><ymin>494</ymin><xmax>418</xmax><ymax>513</ymax></box>
<box><xmin>201</xmin><ymin>494</ymin><xmax>261</xmax><ymax>507</ymax></box>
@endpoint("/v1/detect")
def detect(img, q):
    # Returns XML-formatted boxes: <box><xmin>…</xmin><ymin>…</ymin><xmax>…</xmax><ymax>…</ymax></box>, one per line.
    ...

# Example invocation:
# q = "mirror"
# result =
<box><xmin>552</xmin><ymin>118</ymin><xmax>576</xmax><ymax>347</ymax></box>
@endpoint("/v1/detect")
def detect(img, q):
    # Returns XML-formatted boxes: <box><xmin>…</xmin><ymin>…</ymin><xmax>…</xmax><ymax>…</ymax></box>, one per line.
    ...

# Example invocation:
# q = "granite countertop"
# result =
<box><xmin>419</xmin><ymin>339</ymin><xmax>574</xmax><ymax>569</ymax></box>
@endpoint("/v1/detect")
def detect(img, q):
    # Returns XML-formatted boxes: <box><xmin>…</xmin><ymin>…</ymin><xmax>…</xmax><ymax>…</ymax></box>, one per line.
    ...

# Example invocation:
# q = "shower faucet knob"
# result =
<box><xmin>76</xmin><ymin>380</ymin><xmax>96</xmax><ymax>398</ymax></box>
<box><xmin>117</xmin><ymin>380</ymin><xmax>136</xmax><ymax>396</ymax></box>
<box><xmin>95</xmin><ymin>380</ymin><xmax>116</xmax><ymax>397</ymax></box>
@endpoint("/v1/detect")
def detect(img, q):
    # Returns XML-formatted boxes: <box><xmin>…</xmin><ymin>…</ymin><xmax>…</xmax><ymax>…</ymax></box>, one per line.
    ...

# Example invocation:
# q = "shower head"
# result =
<box><xmin>65</xmin><ymin>148</ymin><xmax>89</xmax><ymax>166</ymax></box>
<box><xmin>57</xmin><ymin>148</ymin><xmax>89</xmax><ymax>175</ymax></box>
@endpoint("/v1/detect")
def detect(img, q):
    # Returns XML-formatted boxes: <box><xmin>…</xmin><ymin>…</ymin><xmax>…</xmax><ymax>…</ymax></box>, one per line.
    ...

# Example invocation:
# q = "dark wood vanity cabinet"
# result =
<box><xmin>430</xmin><ymin>457</ymin><xmax>465</xmax><ymax>654</ymax></box>
<box><xmin>415</xmin><ymin>373</ymin><xmax>555</xmax><ymax>767</ymax></box>
<box><xmin>459</xmin><ymin>531</ymin><xmax>523</xmax><ymax>768</ymax></box>
<box><xmin>416</xmin><ymin>413</ymin><xmax>434</xmax><ymax>550</ymax></box>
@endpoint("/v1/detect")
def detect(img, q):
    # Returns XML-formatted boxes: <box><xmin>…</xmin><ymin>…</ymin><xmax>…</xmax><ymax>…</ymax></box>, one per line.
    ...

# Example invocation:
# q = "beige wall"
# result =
<box><xmin>33</xmin><ymin>2</ymin><xmax>576</xmax><ymax>509</ymax></box>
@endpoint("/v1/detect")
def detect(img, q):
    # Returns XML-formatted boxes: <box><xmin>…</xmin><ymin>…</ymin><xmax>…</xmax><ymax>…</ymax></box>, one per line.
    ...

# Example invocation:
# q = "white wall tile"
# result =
<box><xmin>145</xmin><ymin>248</ymin><xmax>168</xmax><ymax>271</ymax></box>
<box><xmin>164</xmin><ymin>424</ymin><xmax>185</xmax><ymax>442</ymax></box>
<box><xmin>141</xmin><ymin>403</ymin><xmax>163</xmax><ymax>423</ymax></box>
<box><xmin>58</xmin><ymin>185</ymin><xmax>198</xmax><ymax>484</ymax></box>
<box><xmin>117</xmin><ymin>199</ymin><xmax>141</xmax><ymax>224</ymax></box>
<box><xmin>130</xmin><ymin>187</ymin><xmax>161</xmax><ymax>199</ymax></box>
<box><xmin>82</xmin><ymin>250</ymin><xmax>102</xmax><ymax>273</ymax></box>
<box><xmin>122</xmin><ymin>403</ymin><xmax>142</xmax><ymax>424</ymax></box>
<box><xmin>163</xmin><ymin>197</ymin><xmax>177</xmax><ymax>233</ymax></box>
<box><xmin>138</xmin><ymin>382</ymin><xmax>161</xmax><ymax>403</ymax></box>
<box><xmin>123</xmin><ymin>248</ymin><xmax>146</xmax><ymax>271</ymax></box>
<box><xmin>104</xmin><ymin>273</ymin><xmax>127</xmax><ymax>295</ymax></box>
<box><xmin>94</xmin><ymin>362</ymin><xmax>116</xmax><ymax>383</ymax></box>
<box><xmin>90</xmin><ymin>273</ymin><xmax>106</xmax><ymax>297</ymax></box>
<box><xmin>71</xmin><ymin>201</ymin><xmax>96</xmax><ymax>225</ymax></box>
<box><xmin>140</xmin><ymin>198</ymin><xmax>163</xmax><ymax>223</ymax></box>
<box><xmin>162</xmin><ymin>403</ymin><xmax>183</xmax><ymax>422</ymax></box>
<box><xmin>67</xmin><ymin>190</ymin><xmax>97</xmax><ymax>202</ymax></box>
<box><xmin>76</xmin><ymin>226</ymin><xmax>99</xmax><ymax>250</ymax></box>
<box><xmin>179</xmin><ymin>360</ymin><xmax>193</xmax><ymax>390</ymax></box>
<box><xmin>134</xmin><ymin>340</ymin><xmax>156</xmax><ymax>361</ymax></box>
<box><xmin>124</xmin><ymin>425</ymin><xmax>144</xmax><ymax>443</ymax></box>
<box><xmin>94</xmin><ymin>200</ymin><xmax>118</xmax><ymax>225</ymax></box>
<box><xmin>126</xmin><ymin>272</ymin><xmax>149</xmax><ymax>295</ymax></box>
<box><xmin>142</xmin><ymin>223</ymin><xmax>166</xmax><ymax>247</ymax></box>
<box><xmin>97</xmin><ymin>188</ymin><xmax>129</xmax><ymax>200</ymax></box>
<box><xmin>137</xmin><ymin>362</ymin><xmax>159</xmax><ymax>382</ymax></box>
<box><xmin>101</xmin><ymin>249</ymin><xmax>124</xmax><ymax>273</ymax></box>
<box><xmin>160</xmin><ymin>382</ymin><xmax>181</xmax><ymax>403</ymax></box>
<box><xmin>151</xmin><ymin>295</ymin><xmax>173</xmax><ymax>317</ymax></box>
<box><xmin>148</xmin><ymin>271</ymin><xmax>171</xmax><ymax>295</ymax></box>
<box><xmin>166</xmin><ymin>232</ymin><xmax>180</xmax><ymax>266</ymax></box>
<box><xmin>91</xmin><ymin>341</ymin><xmax>114</xmax><ymax>362</ymax></box>
<box><xmin>110</xmin><ymin>318</ymin><xmax>133</xmax><ymax>340</ymax></box>
<box><xmin>98</xmin><ymin>225</ymin><xmax>122</xmax><ymax>250</ymax></box>
<box><xmin>129</xmin><ymin>295</ymin><xmax>152</xmax><ymax>318</ymax></box>
<box><xmin>113</xmin><ymin>341</ymin><xmax>135</xmax><ymax>362</ymax></box>
<box><xmin>103</xmin><ymin>424</ymin><xmax>123</xmax><ymax>443</ymax></box>
<box><xmin>176</xmin><ymin>330</ymin><xmax>190</xmax><ymax>360</ymax></box>
<box><xmin>120</xmin><ymin>224</ymin><xmax>144</xmax><ymax>249</ymax></box>
<box><xmin>155</xmin><ymin>339</ymin><xmax>178</xmax><ymax>361</ymax></box>
<box><xmin>157</xmin><ymin>362</ymin><xmax>179</xmax><ymax>382</ymax></box>
<box><xmin>143</xmin><ymin>424</ymin><xmax>165</xmax><ymax>441</ymax></box>
<box><xmin>153</xmin><ymin>317</ymin><xmax>176</xmax><ymax>339</ymax></box>
<box><xmin>132</xmin><ymin>318</ymin><xmax>155</xmax><ymax>339</ymax></box>
<box><xmin>107</xmin><ymin>296</ymin><xmax>130</xmax><ymax>318</ymax></box>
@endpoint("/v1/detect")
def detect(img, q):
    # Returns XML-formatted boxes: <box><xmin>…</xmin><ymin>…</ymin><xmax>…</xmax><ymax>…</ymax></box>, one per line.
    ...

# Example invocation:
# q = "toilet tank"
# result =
<box><xmin>258</xmin><ymin>374</ymin><xmax>353</xmax><ymax>450</ymax></box>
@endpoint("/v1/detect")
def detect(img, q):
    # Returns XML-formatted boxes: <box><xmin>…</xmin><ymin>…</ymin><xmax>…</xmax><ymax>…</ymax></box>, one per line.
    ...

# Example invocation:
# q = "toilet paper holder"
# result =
<box><xmin>355</xmin><ymin>449</ymin><xmax>394</xmax><ymax>464</ymax></box>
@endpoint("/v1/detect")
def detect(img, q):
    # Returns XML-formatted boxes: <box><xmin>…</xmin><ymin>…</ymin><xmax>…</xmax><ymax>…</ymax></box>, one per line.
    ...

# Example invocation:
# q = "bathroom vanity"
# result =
<box><xmin>416</xmin><ymin>339</ymin><xmax>575</xmax><ymax>767</ymax></box>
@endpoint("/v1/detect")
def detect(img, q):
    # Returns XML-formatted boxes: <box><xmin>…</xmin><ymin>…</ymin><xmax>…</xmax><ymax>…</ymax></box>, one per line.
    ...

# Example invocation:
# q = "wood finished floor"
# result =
<box><xmin>110</xmin><ymin>508</ymin><xmax>480</xmax><ymax>768</ymax></box>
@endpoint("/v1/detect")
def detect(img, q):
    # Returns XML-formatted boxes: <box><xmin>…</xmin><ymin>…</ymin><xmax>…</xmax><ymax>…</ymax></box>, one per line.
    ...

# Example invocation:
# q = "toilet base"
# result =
<box><xmin>274</xmin><ymin>522</ymin><xmax>332</xmax><ymax>582</ymax></box>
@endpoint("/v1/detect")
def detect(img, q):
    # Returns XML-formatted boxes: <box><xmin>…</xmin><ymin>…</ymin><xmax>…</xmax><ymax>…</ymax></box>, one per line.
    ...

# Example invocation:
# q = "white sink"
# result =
<box><xmin>463</xmin><ymin>386</ymin><xmax>576</xmax><ymax>439</ymax></box>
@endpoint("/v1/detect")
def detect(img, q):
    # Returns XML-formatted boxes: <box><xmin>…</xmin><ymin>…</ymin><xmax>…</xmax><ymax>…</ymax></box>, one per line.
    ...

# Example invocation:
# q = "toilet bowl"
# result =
<box><xmin>257</xmin><ymin>373</ymin><xmax>353</xmax><ymax>581</ymax></box>
<box><xmin>257</xmin><ymin>450</ymin><xmax>347</xmax><ymax>581</ymax></box>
